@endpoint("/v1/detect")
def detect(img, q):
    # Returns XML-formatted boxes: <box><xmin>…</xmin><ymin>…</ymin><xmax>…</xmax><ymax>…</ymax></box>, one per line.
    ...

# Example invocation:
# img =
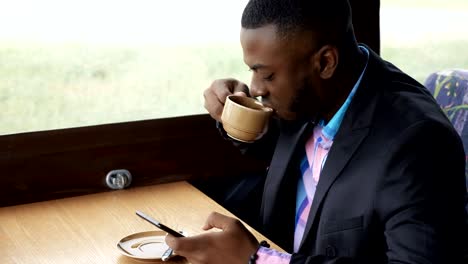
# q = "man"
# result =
<box><xmin>166</xmin><ymin>0</ymin><xmax>467</xmax><ymax>263</ymax></box>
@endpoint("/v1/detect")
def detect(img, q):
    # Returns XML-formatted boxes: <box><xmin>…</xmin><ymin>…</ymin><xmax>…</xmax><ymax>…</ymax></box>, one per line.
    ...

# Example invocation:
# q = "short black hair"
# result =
<box><xmin>241</xmin><ymin>0</ymin><xmax>353</xmax><ymax>44</ymax></box>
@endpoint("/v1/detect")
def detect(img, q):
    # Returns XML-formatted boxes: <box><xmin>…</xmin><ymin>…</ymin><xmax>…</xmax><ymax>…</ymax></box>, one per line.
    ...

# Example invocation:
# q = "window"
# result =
<box><xmin>2</xmin><ymin>0</ymin><xmax>466</xmax><ymax>136</ymax></box>
<box><xmin>0</xmin><ymin>0</ymin><xmax>250</xmax><ymax>135</ymax></box>
<box><xmin>380</xmin><ymin>0</ymin><xmax>468</xmax><ymax>83</ymax></box>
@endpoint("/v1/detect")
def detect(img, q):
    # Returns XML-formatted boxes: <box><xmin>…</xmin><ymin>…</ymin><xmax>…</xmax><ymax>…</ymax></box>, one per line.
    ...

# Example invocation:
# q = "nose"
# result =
<box><xmin>249</xmin><ymin>79</ymin><xmax>268</xmax><ymax>98</ymax></box>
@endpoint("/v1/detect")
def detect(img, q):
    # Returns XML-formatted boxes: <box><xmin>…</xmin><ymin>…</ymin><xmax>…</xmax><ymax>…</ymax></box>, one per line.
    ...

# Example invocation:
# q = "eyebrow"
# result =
<box><xmin>250</xmin><ymin>64</ymin><xmax>268</xmax><ymax>72</ymax></box>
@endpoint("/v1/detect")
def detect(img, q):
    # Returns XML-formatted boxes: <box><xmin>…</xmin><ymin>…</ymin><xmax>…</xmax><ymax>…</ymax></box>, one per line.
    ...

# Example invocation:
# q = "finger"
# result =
<box><xmin>203</xmin><ymin>79</ymin><xmax>249</xmax><ymax>122</ymax></box>
<box><xmin>213</xmin><ymin>87</ymin><xmax>232</xmax><ymax>105</ymax></box>
<box><xmin>232</xmin><ymin>82</ymin><xmax>250</xmax><ymax>96</ymax></box>
<box><xmin>203</xmin><ymin>89</ymin><xmax>224</xmax><ymax>121</ymax></box>
<box><xmin>214</xmin><ymin>79</ymin><xmax>248</xmax><ymax>103</ymax></box>
<box><xmin>165</xmin><ymin>233</ymin><xmax>213</xmax><ymax>260</ymax></box>
<box><xmin>202</xmin><ymin>212</ymin><xmax>236</xmax><ymax>231</ymax></box>
<box><xmin>165</xmin><ymin>234</ymin><xmax>197</xmax><ymax>254</ymax></box>
<box><xmin>233</xmin><ymin>91</ymin><xmax>247</xmax><ymax>97</ymax></box>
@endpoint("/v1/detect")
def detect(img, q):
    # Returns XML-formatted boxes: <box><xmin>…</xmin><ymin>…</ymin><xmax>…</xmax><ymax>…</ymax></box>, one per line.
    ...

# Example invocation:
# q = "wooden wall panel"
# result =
<box><xmin>0</xmin><ymin>115</ymin><xmax>267</xmax><ymax>207</ymax></box>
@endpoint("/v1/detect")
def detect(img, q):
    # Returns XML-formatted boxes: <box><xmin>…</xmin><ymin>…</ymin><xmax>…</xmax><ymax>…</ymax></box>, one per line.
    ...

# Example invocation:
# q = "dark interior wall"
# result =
<box><xmin>350</xmin><ymin>0</ymin><xmax>380</xmax><ymax>54</ymax></box>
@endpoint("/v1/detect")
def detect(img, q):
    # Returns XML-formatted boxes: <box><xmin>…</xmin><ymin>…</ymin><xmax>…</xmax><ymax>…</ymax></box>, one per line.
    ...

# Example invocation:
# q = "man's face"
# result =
<box><xmin>240</xmin><ymin>24</ymin><xmax>322</xmax><ymax>121</ymax></box>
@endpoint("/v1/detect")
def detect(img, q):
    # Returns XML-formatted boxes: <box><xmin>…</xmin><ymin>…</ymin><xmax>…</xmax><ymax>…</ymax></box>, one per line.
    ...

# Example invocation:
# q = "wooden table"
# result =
<box><xmin>0</xmin><ymin>181</ymin><xmax>281</xmax><ymax>264</ymax></box>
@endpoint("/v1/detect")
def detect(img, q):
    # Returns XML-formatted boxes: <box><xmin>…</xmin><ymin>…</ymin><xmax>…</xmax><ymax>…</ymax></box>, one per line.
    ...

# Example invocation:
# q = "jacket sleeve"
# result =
<box><xmin>374</xmin><ymin>120</ymin><xmax>467</xmax><ymax>263</ymax></box>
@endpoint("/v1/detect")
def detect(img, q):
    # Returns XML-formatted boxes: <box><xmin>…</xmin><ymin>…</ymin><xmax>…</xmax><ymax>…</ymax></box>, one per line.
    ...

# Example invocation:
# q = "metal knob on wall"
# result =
<box><xmin>105</xmin><ymin>169</ymin><xmax>132</xmax><ymax>189</ymax></box>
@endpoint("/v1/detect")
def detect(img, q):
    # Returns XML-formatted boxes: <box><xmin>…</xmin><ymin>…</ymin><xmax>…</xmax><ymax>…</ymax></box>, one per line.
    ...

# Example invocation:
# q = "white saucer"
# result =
<box><xmin>117</xmin><ymin>230</ymin><xmax>172</xmax><ymax>261</ymax></box>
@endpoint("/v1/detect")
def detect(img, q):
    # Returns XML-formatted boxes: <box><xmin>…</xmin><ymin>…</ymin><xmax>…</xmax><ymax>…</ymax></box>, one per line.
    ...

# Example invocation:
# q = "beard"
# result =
<box><xmin>287</xmin><ymin>78</ymin><xmax>320</xmax><ymax>121</ymax></box>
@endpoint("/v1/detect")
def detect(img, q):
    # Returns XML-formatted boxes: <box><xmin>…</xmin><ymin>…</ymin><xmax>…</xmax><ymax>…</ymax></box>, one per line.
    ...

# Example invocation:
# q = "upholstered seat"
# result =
<box><xmin>424</xmin><ymin>69</ymin><xmax>468</xmax><ymax>190</ymax></box>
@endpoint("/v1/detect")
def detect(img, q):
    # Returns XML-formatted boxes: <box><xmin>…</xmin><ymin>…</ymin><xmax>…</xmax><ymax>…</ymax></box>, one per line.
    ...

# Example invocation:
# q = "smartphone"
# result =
<box><xmin>135</xmin><ymin>210</ymin><xmax>185</xmax><ymax>237</ymax></box>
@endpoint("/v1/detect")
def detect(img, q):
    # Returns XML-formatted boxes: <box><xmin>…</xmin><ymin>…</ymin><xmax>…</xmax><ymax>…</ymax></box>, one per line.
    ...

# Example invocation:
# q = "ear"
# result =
<box><xmin>314</xmin><ymin>45</ymin><xmax>338</xmax><ymax>79</ymax></box>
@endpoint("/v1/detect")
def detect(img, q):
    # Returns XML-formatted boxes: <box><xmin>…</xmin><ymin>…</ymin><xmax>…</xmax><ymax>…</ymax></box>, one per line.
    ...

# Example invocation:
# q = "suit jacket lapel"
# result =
<box><xmin>299</xmin><ymin>47</ymin><xmax>382</xmax><ymax>249</ymax></box>
<box><xmin>261</xmin><ymin>120</ymin><xmax>312</xmax><ymax>251</ymax></box>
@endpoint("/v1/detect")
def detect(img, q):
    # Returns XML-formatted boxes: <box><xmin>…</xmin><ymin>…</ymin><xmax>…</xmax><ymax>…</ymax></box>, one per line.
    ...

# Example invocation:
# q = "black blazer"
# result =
<box><xmin>250</xmin><ymin>48</ymin><xmax>467</xmax><ymax>263</ymax></box>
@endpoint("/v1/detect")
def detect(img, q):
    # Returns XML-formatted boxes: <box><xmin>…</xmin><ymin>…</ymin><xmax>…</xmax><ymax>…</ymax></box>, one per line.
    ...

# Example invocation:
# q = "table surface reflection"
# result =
<box><xmin>0</xmin><ymin>181</ymin><xmax>281</xmax><ymax>264</ymax></box>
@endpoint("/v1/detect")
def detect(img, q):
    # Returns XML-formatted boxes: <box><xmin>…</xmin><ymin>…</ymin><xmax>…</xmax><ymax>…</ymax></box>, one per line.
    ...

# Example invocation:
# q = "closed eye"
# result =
<box><xmin>263</xmin><ymin>73</ymin><xmax>274</xmax><ymax>81</ymax></box>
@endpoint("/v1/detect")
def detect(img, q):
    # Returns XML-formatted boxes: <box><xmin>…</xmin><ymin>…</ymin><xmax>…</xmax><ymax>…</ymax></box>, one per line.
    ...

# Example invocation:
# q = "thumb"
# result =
<box><xmin>165</xmin><ymin>234</ymin><xmax>196</xmax><ymax>255</ymax></box>
<box><xmin>231</xmin><ymin>82</ymin><xmax>250</xmax><ymax>97</ymax></box>
<box><xmin>232</xmin><ymin>91</ymin><xmax>247</xmax><ymax>97</ymax></box>
<box><xmin>201</xmin><ymin>212</ymin><xmax>235</xmax><ymax>231</ymax></box>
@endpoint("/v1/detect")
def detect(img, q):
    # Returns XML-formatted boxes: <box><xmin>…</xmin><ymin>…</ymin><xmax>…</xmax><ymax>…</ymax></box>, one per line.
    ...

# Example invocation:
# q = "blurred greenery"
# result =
<box><xmin>0</xmin><ymin>0</ymin><xmax>467</xmax><ymax>135</ymax></box>
<box><xmin>0</xmin><ymin>43</ymin><xmax>250</xmax><ymax>135</ymax></box>
<box><xmin>382</xmin><ymin>40</ymin><xmax>468</xmax><ymax>84</ymax></box>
